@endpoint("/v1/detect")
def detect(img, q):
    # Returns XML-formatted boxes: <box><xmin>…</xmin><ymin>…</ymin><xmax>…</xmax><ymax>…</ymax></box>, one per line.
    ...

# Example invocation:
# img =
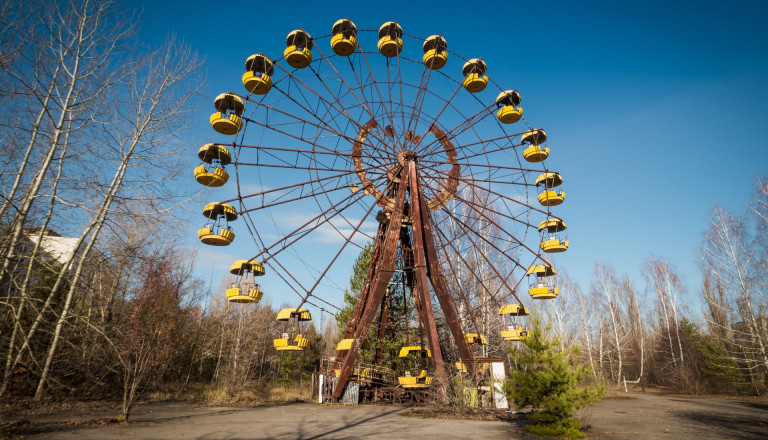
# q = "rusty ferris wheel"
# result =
<box><xmin>194</xmin><ymin>19</ymin><xmax>569</xmax><ymax>401</ymax></box>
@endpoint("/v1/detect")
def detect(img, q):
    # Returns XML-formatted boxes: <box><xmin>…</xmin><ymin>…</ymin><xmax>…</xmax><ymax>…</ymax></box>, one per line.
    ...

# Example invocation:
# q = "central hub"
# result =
<box><xmin>397</xmin><ymin>149</ymin><xmax>417</xmax><ymax>165</ymax></box>
<box><xmin>352</xmin><ymin>119</ymin><xmax>459</xmax><ymax>213</ymax></box>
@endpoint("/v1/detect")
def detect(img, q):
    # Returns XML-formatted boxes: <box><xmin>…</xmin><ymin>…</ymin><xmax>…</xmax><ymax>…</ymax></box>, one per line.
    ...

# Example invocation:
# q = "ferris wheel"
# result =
<box><xmin>194</xmin><ymin>19</ymin><xmax>568</xmax><ymax>401</ymax></box>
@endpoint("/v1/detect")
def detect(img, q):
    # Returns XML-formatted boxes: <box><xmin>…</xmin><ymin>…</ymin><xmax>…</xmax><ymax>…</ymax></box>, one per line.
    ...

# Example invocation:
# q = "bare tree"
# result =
<box><xmin>701</xmin><ymin>202</ymin><xmax>768</xmax><ymax>392</ymax></box>
<box><xmin>114</xmin><ymin>243</ymin><xmax>195</xmax><ymax>420</ymax></box>
<box><xmin>645</xmin><ymin>256</ymin><xmax>685</xmax><ymax>372</ymax></box>
<box><xmin>541</xmin><ymin>269</ymin><xmax>580</xmax><ymax>351</ymax></box>
<box><xmin>33</xmin><ymin>34</ymin><xmax>200</xmax><ymax>399</ymax></box>
<box><xmin>621</xmin><ymin>276</ymin><xmax>645</xmax><ymax>391</ymax></box>
<box><xmin>0</xmin><ymin>0</ymin><xmax>201</xmax><ymax>399</ymax></box>
<box><xmin>592</xmin><ymin>264</ymin><xmax>627</xmax><ymax>387</ymax></box>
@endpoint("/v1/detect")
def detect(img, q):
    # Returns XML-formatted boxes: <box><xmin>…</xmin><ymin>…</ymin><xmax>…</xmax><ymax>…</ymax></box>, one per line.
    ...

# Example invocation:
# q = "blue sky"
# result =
<box><xmin>133</xmin><ymin>0</ymin><xmax>768</xmax><ymax>317</ymax></box>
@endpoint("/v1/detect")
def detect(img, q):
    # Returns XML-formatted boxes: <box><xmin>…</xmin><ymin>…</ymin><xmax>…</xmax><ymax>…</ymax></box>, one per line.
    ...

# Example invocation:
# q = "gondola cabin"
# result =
<box><xmin>378</xmin><ymin>21</ymin><xmax>403</xmax><ymax>57</ymax></box>
<box><xmin>398</xmin><ymin>346</ymin><xmax>433</xmax><ymax>388</ymax></box>
<box><xmin>535</xmin><ymin>171</ymin><xmax>565</xmax><ymax>206</ymax></box>
<box><xmin>225</xmin><ymin>285</ymin><xmax>263</xmax><ymax>303</ymax></box>
<box><xmin>331</xmin><ymin>19</ymin><xmax>358</xmax><ymax>56</ymax></box>
<box><xmin>198</xmin><ymin>202</ymin><xmax>237</xmax><ymax>246</ymax></box>
<box><xmin>194</xmin><ymin>143</ymin><xmax>231</xmax><ymax>187</ymax></box>
<box><xmin>462</xmin><ymin>59</ymin><xmax>488</xmax><ymax>93</ymax></box>
<box><xmin>242</xmin><ymin>53</ymin><xmax>274</xmax><ymax>95</ymax></box>
<box><xmin>500</xmin><ymin>326</ymin><xmax>529</xmax><ymax>341</ymax></box>
<box><xmin>210</xmin><ymin>93</ymin><xmax>245</xmax><ymax>135</ymax></box>
<box><xmin>423</xmin><ymin>35</ymin><xmax>448</xmax><ymax>70</ymax></box>
<box><xmin>464</xmin><ymin>333</ymin><xmax>487</xmax><ymax>345</ymax></box>
<box><xmin>526</xmin><ymin>263</ymin><xmax>559</xmax><ymax>299</ymax></box>
<box><xmin>226</xmin><ymin>259</ymin><xmax>266</xmax><ymax>303</ymax></box>
<box><xmin>284</xmin><ymin>30</ymin><xmax>313</xmax><ymax>68</ymax></box>
<box><xmin>273</xmin><ymin>308</ymin><xmax>312</xmax><ymax>351</ymax></box>
<box><xmin>539</xmin><ymin>218</ymin><xmax>569</xmax><ymax>253</ymax></box>
<box><xmin>498</xmin><ymin>304</ymin><xmax>530</xmax><ymax>340</ymax></box>
<box><xmin>496</xmin><ymin>90</ymin><xmax>523</xmax><ymax>124</ymax></box>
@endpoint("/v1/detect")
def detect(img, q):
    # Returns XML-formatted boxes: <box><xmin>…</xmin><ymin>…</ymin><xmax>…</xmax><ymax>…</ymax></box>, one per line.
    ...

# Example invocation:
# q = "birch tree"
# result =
<box><xmin>0</xmin><ymin>0</ymin><xmax>201</xmax><ymax>399</ymax></box>
<box><xmin>645</xmin><ymin>256</ymin><xmax>685</xmax><ymax>371</ymax></box>
<box><xmin>592</xmin><ymin>264</ymin><xmax>627</xmax><ymax>387</ymax></box>
<box><xmin>701</xmin><ymin>195</ymin><xmax>768</xmax><ymax>392</ymax></box>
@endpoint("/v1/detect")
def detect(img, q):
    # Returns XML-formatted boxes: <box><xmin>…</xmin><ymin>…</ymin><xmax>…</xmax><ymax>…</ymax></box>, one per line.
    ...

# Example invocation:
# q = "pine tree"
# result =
<box><xmin>504</xmin><ymin>315</ymin><xmax>603</xmax><ymax>438</ymax></box>
<box><xmin>336</xmin><ymin>243</ymin><xmax>372</xmax><ymax>333</ymax></box>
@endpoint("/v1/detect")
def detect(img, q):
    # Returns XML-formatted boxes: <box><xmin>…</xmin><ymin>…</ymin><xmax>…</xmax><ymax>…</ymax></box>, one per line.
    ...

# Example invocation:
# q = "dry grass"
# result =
<box><xmin>267</xmin><ymin>384</ymin><xmax>312</xmax><ymax>402</ymax></box>
<box><xmin>62</xmin><ymin>415</ymin><xmax>125</xmax><ymax>426</ymax></box>
<box><xmin>195</xmin><ymin>382</ymin><xmax>313</xmax><ymax>406</ymax></box>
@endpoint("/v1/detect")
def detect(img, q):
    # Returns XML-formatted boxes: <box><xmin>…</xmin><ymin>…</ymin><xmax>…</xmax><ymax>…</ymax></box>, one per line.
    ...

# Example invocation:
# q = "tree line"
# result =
<box><xmin>0</xmin><ymin>0</ymin><xmax>324</xmax><ymax>420</ymax></box>
<box><xmin>538</xmin><ymin>177</ymin><xmax>768</xmax><ymax>395</ymax></box>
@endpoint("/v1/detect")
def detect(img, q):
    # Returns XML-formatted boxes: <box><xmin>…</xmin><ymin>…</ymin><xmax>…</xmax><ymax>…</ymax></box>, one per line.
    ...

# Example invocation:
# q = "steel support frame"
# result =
<box><xmin>332</xmin><ymin>161</ymin><xmax>475</xmax><ymax>402</ymax></box>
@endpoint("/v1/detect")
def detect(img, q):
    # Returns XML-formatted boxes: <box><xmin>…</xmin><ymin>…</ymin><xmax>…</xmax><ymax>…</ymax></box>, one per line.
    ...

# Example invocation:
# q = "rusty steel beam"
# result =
<box><xmin>332</xmin><ymin>172</ymin><xmax>408</xmax><ymax>401</ymax></box>
<box><xmin>408</xmin><ymin>161</ymin><xmax>449</xmax><ymax>401</ymax></box>
<box><xmin>374</xmin><ymin>289</ymin><xmax>389</xmax><ymax>365</ymax></box>
<box><xmin>411</xmin><ymin>162</ymin><xmax>476</xmax><ymax>370</ymax></box>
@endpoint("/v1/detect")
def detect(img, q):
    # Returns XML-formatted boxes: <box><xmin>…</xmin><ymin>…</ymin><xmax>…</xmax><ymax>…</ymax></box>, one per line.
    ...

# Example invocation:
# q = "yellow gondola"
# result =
<box><xmin>462</xmin><ymin>59</ymin><xmax>488</xmax><ymax>93</ymax></box>
<box><xmin>242</xmin><ymin>53</ymin><xmax>274</xmax><ymax>95</ymax></box>
<box><xmin>455</xmin><ymin>361</ymin><xmax>489</xmax><ymax>373</ymax></box>
<box><xmin>276</xmin><ymin>308</ymin><xmax>312</xmax><ymax>321</ymax></box>
<box><xmin>335</xmin><ymin>338</ymin><xmax>370</xmax><ymax>351</ymax></box>
<box><xmin>225</xmin><ymin>285</ymin><xmax>263</xmax><ymax>303</ymax></box>
<box><xmin>398</xmin><ymin>346</ymin><xmax>431</xmax><ymax>357</ymax></box>
<box><xmin>229</xmin><ymin>260</ymin><xmax>266</xmax><ymax>276</ymax></box>
<box><xmin>284</xmin><ymin>30</ymin><xmax>313</xmax><ymax>69</ymax></box>
<box><xmin>539</xmin><ymin>218</ymin><xmax>569</xmax><ymax>253</ymax></box>
<box><xmin>535</xmin><ymin>171</ymin><xmax>565</xmax><ymax>207</ymax></box>
<box><xmin>398</xmin><ymin>369</ymin><xmax>432</xmax><ymax>388</ymax></box>
<box><xmin>500</xmin><ymin>326</ymin><xmax>530</xmax><ymax>341</ymax></box>
<box><xmin>226</xmin><ymin>259</ymin><xmax>266</xmax><ymax>303</ymax></box>
<box><xmin>499</xmin><ymin>304</ymin><xmax>530</xmax><ymax>340</ymax></box>
<box><xmin>198</xmin><ymin>202</ymin><xmax>237</xmax><ymax>246</ymax></box>
<box><xmin>194</xmin><ymin>143</ymin><xmax>231</xmax><ymax>187</ymax></box>
<box><xmin>522</xmin><ymin>144</ymin><xmax>550</xmax><ymax>162</ymax></box>
<box><xmin>377</xmin><ymin>21</ymin><xmax>403</xmax><ymax>57</ymax></box>
<box><xmin>331</xmin><ymin>19</ymin><xmax>357</xmax><ymax>56</ymax></box>
<box><xmin>526</xmin><ymin>263</ymin><xmax>559</xmax><ymax>299</ymax></box>
<box><xmin>498</xmin><ymin>304</ymin><xmax>530</xmax><ymax>316</ymax></box>
<box><xmin>423</xmin><ymin>35</ymin><xmax>448</xmax><ymax>70</ymax></box>
<box><xmin>520</xmin><ymin>129</ymin><xmax>550</xmax><ymax>162</ymax></box>
<box><xmin>495</xmin><ymin>90</ymin><xmax>523</xmax><ymax>124</ymax></box>
<box><xmin>274</xmin><ymin>334</ymin><xmax>310</xmax><ymax>351</ymax></box>
<box><xmin>398</xmin><ymin>346</ymin><xmax>433</xmax><ymax>388</ymax></box>
<box><xmin>464</xmin><ymin>333</ymin><xmax>487</xmax><ymax>344</ymax></box>
<box><xmin>193</xmin><ymin>164</ymin><xmax>229</xmax><ymax>187</ymax></box>
<box><xmin>538</xmin><ymin>190</ymin><xmax>565</xmax><ymax>206</ymax></box>
<box><xmin>274</xmin><ymin>308</ymin><xmax>312</xmax><ymax>351</ymax></box>
<box><xmin>210</xmin><ymin>93</ymin><xmax>245</xmax><ymax>135</ymax></box>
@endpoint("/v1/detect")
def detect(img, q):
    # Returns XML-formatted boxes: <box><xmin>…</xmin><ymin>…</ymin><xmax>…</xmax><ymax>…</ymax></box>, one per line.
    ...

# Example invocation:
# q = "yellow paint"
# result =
<box><xmin>538</xmin><ymin>190</ymin><xmax>565</xmax><ymax>206</ymax></box>
<box><xmin>498</xmin><ymin>304</ymin><xmax>530</xmax><ymax>316</ymax></box>
<box><xmin>522</xmin><ymin>145</ymin><xmax>549</xmax><ymax>162</ymax></box>
<box><xmin>284</xmin><ymin>46</ymin><xmax>312</xmax><ymax>69</ymax></box>
<box><xmin>331</xmin><ymin>33</ymin><xmax>357</xmax><ymax>56</ymax></box>
<box><xmin>378</xmin><ymin>36</ymin><xmax>403</xmax><ymax>57</ymax></box>
<box><xmin>209</xmin><ymin>112</ymin><xmax>242</xmax><ymax>135</ymax></box>
<box><xmin>497</xmin><ymin>106</ymin><xmax>523</xmax><ymax>124</ymax></box>
<box><xmin>276</xmin><ymin>308</ymin><xmax>312</xmax><ymax>321</ymax></box>
<box><xmin>242</xmin><ymin>71</ymin><xmax>273</xmax><ymax>95</ymax></box>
